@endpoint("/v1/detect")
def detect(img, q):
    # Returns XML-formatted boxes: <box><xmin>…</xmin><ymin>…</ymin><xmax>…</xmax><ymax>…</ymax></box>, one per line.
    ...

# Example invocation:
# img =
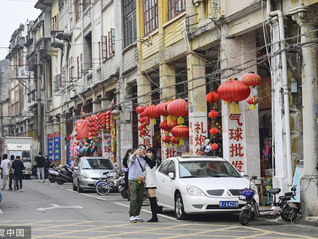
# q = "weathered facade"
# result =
<box><xmin>1</xmin><ymin>0</ymin><xmax>317</xmax><ymax>216</ymax></box>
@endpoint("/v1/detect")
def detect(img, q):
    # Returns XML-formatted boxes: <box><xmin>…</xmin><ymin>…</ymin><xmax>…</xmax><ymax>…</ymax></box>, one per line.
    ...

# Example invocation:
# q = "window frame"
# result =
<box><xmin>143</xmin><ymin>0</ymin><xmax>158</xmax><ymax>36</ymax></box>
<box><xmin>168</xmin><ymin>0</ymin><xmax>186</xmax><ymax>20</ymax></box>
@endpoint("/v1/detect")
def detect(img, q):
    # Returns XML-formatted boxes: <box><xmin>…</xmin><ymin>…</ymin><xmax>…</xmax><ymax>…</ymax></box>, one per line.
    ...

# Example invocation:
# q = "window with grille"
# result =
<box><xmin>123</xmin><ymin>0</ymin><xmax>136</xmax><ymax>48</ymax></box>
<box><xmin>144</xmin><ymin>0</ymin><xmax>158</xmax><ymax>36</ymax></box>
<box><xmin>168</xmin><ymin>0</ymin><xmax>186</xmax><ymax>20</ymax></box>
<box><xmin>108</xmin><ymin>29</ymin><xmax>115</xmax><ymax>56</ymax></box>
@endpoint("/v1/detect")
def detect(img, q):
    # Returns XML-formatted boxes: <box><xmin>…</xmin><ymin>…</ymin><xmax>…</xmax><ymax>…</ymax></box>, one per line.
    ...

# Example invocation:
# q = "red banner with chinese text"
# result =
<box><xmin>75</xmin><ymin>120</ymin><xmax>89</xmax><ymax>139</ymax></box>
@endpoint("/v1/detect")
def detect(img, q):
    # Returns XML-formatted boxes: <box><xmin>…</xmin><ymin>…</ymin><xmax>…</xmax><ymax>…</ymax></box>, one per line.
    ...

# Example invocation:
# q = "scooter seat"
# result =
<box><xmin>267</xmin><ymin>188</ymin><xmax>281</xmax><ymax>194</ymax></box>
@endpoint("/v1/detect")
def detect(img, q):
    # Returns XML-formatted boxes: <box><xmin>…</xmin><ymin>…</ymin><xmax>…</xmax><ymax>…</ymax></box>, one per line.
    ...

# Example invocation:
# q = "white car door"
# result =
<box><xmin>156</xmin><ymin>159</ymin><xmax>176</xmax><ymax>207</ymax></box>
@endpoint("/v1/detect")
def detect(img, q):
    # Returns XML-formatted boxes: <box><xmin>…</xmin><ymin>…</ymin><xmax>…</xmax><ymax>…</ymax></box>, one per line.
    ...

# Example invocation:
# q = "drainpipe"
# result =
<box><xmin>267</xmin><ymin>0</ymin><xmax>293</xmax><ymax>185</ymax></box>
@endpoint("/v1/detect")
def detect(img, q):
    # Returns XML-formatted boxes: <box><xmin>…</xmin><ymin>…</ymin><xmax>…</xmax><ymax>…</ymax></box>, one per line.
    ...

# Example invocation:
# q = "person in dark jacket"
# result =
<box><xmin>122</xmin><ymin>149</ymin><xmax>133</xmax><ymax>192</ymax></box>
<box><xmin>35</xmin><ymin>152</ymin><xmax>45</xmax><ymax>182</ymax></box>
<box><xmin>11</xmin><ymin>156</ymin><xmax>25</xmax><ymax>192</ymax></box>
<box><xmin>8</xmin><ymin>155</ymin><xmax>15</xmax><ymax>190</ymax></box>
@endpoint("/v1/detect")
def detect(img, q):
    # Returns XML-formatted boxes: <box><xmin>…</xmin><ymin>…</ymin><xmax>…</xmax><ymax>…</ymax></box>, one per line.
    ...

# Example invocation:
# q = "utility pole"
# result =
<box><xmin>37</xmin><ymin>52</ymin><xmax>43</xmax><ymax>153</ymax></box>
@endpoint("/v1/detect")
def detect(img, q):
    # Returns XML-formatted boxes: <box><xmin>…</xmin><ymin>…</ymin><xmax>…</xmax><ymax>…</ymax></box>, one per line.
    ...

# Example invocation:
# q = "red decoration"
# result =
<box><xmin>211</xmin><ymin>143</ymin><xmax>218</xmax><ymax>150</ymax></box>
<box><xmin>168</xmin><ymin>120</ymin><xmax>178</xmax><ymax>129</ymax></box>
<box><xmin>162</xmin><ymin>135</ymin><xmax>171</xmax><ymax>146</ymax></box>
<box><xmin>208</xmin><ymin>110</ymin><xmax>219</xmax><ymax>119</ymax></box>
<box><xmin>136</xmin><ymin>105</ymin><xmax>146</xmax><ymax>114</ymax></box>
<box><xmin>138</xmin><ymin>124</ymin><xmax>146</xmax><ymax>131</ymax></box>
<box><xmin>156</xmin><ymin>102</ymin><xmax>169</xmax><ymax>116</ymax></box>
<box><xmin>144</xmin><ymin>105</ymin><xmax>160</xmax><ymax>124</ymax></box>
<box><xmin>242</xmin><ymin>72</ymin><xmax>261</xmax><ymax>88</ymax></box>
<box><xmin>247</xmin><ymin>96</ymin><xmax>258</xmax><ymax>110</ymax></box>
<box><xmin>171</xmin><ymin>125</ymin><xmax>189</xmax><ymax>145</ymax></box>
<box><xmin>143</xmin><ymin>117</ymin><xmax>150</xmax><ymax>126</ymax></box>
<box><xmin>159</xmin><ymin>121</ymin><xmax>170</xmax><ymax>131</ymax></box>
<box><xmin>171</xmin><ymin>136</ymin><xmax>179</xmax><ymax>145</ymax></box>
<box><xmin>167</xmin><ymin>99</ymin><xmax>188</xmax><ymax>124</ymax></box>
<box><xmin>206</xmin><ymin>91</ymin><xmax>219</xmax><ymax>104</ymax></box>
<box><xmin>217</xmin><ymin>78</ymin><xmax>251</xmax><ymax>113</ymax></box>
<box><xmin>210</xmin><ymin>127</ymin><xmax>218</xmax><ymax>136</ymax></box>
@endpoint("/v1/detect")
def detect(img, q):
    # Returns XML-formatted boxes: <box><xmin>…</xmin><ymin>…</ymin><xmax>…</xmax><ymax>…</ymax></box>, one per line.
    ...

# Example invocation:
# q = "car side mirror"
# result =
<box><xmin>168</xmin><ymin>172</ymin><xmax>175</xmax><ymax>179</ymax></box>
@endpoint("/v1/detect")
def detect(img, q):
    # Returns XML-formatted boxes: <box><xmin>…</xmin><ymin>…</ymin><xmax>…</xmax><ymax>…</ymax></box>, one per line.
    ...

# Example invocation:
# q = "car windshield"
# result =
<box><xmin>179</xmin><ymin>160</ymin><xmax>241</xmax><ymax>178</ymax></box>
<box><xmin>81</xmin><ymin>158</ymin><xmax>114</xmax><ymax>170</ymax></box>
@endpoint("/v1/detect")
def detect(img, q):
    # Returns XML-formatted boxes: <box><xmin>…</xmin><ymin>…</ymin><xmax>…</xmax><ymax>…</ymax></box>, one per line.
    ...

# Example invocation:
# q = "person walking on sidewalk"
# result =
<box><xmin>128</xmin><ymin>144</ymin><xmax>147</xmax><ymax>223</ymax></box>
<box><xmin>11</xmin><ymin>156</ymin><xmax>25</xmax><ymax>192</ymax></box>
<box><xmin>0</xmin><ymin>154</ymin><xmax>10</xmax><ymax>190</ymax></box>
<box><xmin>8</xmin><ymin>155</ymin><xmax>15</xmax><ymax>190</ymax></box>
<box><xmin>35</xmin><ymin>152</ymin><xmax>45</xmax><ymax>182</ymax></box>
<box><xmin>144</xmin><ymin>147</ymin><xmax>161</xmax><ymax>222</ymax></box>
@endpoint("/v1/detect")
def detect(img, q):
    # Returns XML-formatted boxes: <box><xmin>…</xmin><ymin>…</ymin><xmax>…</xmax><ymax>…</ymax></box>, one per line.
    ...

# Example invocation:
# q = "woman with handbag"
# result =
<box><xmin>144</xmin><ymin>147</ymin><xmax>160</xmax><ymax>222</ymax></box>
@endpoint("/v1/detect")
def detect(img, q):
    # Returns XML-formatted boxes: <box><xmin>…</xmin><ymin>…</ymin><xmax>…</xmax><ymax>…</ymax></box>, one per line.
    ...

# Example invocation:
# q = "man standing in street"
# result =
<box><xmin>11</xmin><ymin>156</ymin><xmax>24</xmax><ymax>192</ymax></box>
<box><xmin>0</xmin><ymin>154</ymin><xmax>10</xmax><ymax>190</ymax></box>
<box><xmin>8</xmin><ymin>155</ymin><xmax>15</xmax><ymax>190</ymax></box>
<box><xmin>128</xmin><ymin>144</ymin><xmax>147</xmax><ymax>223</ymax></box>
<box><xmin>35</xmin><ymin>152</ymin><xmax>45</xmax><ymax>183</ymax></box>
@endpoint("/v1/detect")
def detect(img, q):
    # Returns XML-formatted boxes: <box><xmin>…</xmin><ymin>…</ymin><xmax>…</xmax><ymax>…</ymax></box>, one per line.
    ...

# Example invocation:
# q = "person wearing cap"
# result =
<box><xmin>204</xmin><ymin>145</ymin><xmax>213</xmax><ymax>156</ymax></box>
<box><xmin>0</xmin><ymin>154</ymin><xmax>10</xmax><ymax>190</ymax></box>
<box><xmin>144</xmin><ymin>147</ymin><xmax>161</xmax><ymax>222</ymax></box>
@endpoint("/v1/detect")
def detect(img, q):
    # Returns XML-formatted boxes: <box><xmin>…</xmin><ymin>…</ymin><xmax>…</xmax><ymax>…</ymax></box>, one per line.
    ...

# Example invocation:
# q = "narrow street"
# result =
<box><xmin>0</xmin><ymin>179</ymin><xmax>316</xmax><ymax>239</ymax></box>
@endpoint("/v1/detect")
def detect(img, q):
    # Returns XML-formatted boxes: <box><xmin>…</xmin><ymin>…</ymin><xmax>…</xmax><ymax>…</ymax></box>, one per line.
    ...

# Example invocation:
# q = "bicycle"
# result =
<box><xmin>94</xmin><ymin>172</ymin><xmax>114</xmax><ymax>196</ymax></box>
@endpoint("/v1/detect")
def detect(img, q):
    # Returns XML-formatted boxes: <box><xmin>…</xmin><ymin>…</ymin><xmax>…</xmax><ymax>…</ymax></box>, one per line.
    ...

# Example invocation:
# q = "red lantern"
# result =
<box><xmin>144</xmin><ymin>105</ymin><xmax>160</xmax><ymax>124</ymax></box>
<box><xmin>162</xmin><ymin>135</ymin><xmax>171</xmax><ymax>147</ymax></box>
<box><xmin>206</xmin><ymin>91</ymin><xmax>219</xmax><ymax>104</ymax></box>
<box><xmin>138</xmin><ymin>124</ymin><xmax>146</xmax><ymax>131</ymax></box>
<box><xmin>247</xmin><ymin>96</ymin><xmax>258</xmax><ymax>110</ymax></box>
<box><xmin>210</xmin><ymin>127</ymin><xmax>218</xmax><ymax>136</ymax></box>
<box><xmin>156</xmin><ymin>102</ymin><xmax>169</xmax><ymax>117</ymax></box>
<box><xmin>139</xmin><ymin>111</ymin><xmax>146</xmax><ymax>118</ymax></box>
<box><xmin>171</xmin><ymin>125</ymin><xmax>189</xmax><ymax>145</ymax></box>
<box><xmin>143</xmin><ymin>117</ymin><xmax>150</xmax><ymax>126</ymax></box>
<box><xmin>211</xmin><ymin>143</ymin><xmax>218</xmax><ymax>150</ymax></box>
<box><xmin>208</xmin><ymin>110</ymin><xmax>219</xmax><ymax>119</ymax></box>
<box><xmin>138</xmin><ymin>117</ymin><xmax>144</xmax><ymax>123</ymax></box>
<box><xmin>217</xmin><ymin>78</ymin><xmax>251</xmax><ymax>113</ymax></box>
<box><xmin>168</xmin><ymin>120</ymin><xmax>178</xmax><ymax>130</ymax></box>
<box><xmin>170</xmin><ymin>136</ymin><xmax>179</xmax><ymax>147</ymax></box>
<box><xmin>242</xmin><ymin>72</ymin><xmax>261</xmax><ymax>88</ymax></box>
<box><xmin>159</xmin><ymin>121</ymin><xmax>170</xmax><ymax>131</ymax></box>
<box><xmin>167</xmin><ymin>99</ymin><xmax>188</xmax><ymax>124</ymax></box>
<box><xmin>136</xmin><ymin>105</ymin><xmax>146</xmax><ymax>114</ymax></box>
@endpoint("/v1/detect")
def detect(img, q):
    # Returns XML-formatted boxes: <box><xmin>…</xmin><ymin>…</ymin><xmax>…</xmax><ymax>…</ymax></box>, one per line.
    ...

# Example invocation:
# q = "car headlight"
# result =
<box><xmin>186</xmin><ymin>185</ymin><xmax>205</xmax><ymax>196</ymax></box>
<box><xmin>81</xmin><ymin>172</ymin><xmax>90</xmax><ymax>179</ymax></box>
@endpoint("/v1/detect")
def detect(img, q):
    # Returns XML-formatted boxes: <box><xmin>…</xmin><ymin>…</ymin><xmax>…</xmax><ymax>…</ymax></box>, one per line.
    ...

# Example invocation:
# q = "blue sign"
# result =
<box><xmin>66</xmin><ymin>139</ymin><xmax>70</xmax><ymax>166</ymax></box>
<box><xmin>53</xmin><ymin>132</ymin><xmax>61</xmax><ymax>162</ymax></box>
<box><xmin>47</xmin><ymin>134</ymin><xmax>53</xmax><ymax>162</ymax></box>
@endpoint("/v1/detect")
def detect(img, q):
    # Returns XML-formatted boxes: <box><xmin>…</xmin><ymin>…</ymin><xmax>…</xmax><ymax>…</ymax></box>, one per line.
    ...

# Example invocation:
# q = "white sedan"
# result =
<box><xmin>155</xmin><ymin>156</ymin><xmax>258</xmax><ymax>220</ymax></box>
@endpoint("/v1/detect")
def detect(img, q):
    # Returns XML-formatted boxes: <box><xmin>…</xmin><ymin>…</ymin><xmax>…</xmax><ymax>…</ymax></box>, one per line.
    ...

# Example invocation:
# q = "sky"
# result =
<box><xmin>0</xmin><ymin>0</ymin><xmax>41</xmax><ymax>60</ymax></box>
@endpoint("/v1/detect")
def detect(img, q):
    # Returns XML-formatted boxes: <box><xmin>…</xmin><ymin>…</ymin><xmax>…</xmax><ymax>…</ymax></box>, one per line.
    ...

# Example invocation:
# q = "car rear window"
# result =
<box><xmin>179</xmin><ymin>160</ymin><xmax>241</xmax><ymax>178</ymax></box>
<box><xmin>82</xmin><ymin>158</ymin><xmax>114</xmax><ymax>170</ymax></box>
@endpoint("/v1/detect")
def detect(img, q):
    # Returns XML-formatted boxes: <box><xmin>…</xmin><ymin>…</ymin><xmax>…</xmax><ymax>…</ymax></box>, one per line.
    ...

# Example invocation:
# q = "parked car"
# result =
<box><xmin>72</xmin><ymin>157</ymin><xmax>115</xmax><ymax>193</ymax></box>
<box><xmin>155</xmin><ymin>156</ymin><xmax>258</xmax><ymax>220</ymax></box>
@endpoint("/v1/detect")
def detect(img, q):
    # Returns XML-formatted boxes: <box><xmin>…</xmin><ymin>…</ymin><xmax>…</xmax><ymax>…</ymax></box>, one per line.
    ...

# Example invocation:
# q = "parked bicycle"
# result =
<box><xmin>94</xmin><ymin>170</ymin><xmax>125</xmax><ymax>196</ymax></box>
<box><xmin>239</xmin><ymin>176</ymin><xmax>299</xmax><ymax>225</ymax></box>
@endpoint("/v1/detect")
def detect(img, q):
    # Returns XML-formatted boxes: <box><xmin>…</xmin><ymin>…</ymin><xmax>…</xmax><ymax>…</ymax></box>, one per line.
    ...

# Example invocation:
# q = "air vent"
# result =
<box><xmin>207</xmin><ymin>189</ymin><xmax>224</xmax><ymax>196</ymax></box>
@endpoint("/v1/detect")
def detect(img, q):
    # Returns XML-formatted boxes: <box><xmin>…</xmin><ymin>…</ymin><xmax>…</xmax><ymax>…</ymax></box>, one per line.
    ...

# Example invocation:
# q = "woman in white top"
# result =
<box><xmin>144</xmin><ymin>147</ymin><xmax>160</xmax><ymax>222</ymax></box>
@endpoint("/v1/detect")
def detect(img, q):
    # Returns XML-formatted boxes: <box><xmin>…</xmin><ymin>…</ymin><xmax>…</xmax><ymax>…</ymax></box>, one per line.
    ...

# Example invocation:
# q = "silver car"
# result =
<box><xmin>72</xmin><ymin>157</ymin><xmax>114</xmax><ymax>193</ymax></box>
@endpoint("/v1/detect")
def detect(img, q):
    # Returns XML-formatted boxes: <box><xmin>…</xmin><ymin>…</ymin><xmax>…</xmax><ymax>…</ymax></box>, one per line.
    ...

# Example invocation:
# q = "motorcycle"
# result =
<box><xmin>239</xmin><ymin>176</ymin><xmax>299</xmax><ymax>225</ymax></box>
<box><xmin>48</xmin><ymin>164</ymin><xmax>59</xmax><ymax>183</ymax></box>
<box><xmin>55</xmin><ymin>165</ymin><xmax>73</xmax><ymax>185</ymax></box>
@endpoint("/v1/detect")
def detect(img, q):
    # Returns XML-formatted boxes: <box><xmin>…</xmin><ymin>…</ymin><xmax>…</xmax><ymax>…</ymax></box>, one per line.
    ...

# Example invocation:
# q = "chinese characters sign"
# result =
<box><xmin>47</xmin><ymin>134</ymin><xmax>53</xmax><ymax>162</ymax></box>
<box><xmin>102</xmin><ymin>133</ymin><xmax>112</xmax><ymax>161</ymax></box>
<box><xmin>228</xmin><ymin>114</ymin><xmax>246</xmax><ymax>172</ymax></box>
<box><xmin>139</xmin><ymin>125</ymin><xmax>153</xmax><ymax>148</ymax></box>
<box><xmin>53</xmin><ymin>132</ymin><xmax>61</xmax><ymax>162</ymax></box>
<box><xmin>189</xmin><ymin>119</ymin><xmax>207</xmax><ymax>156</ymax></box>
<box><xmin>160</xmin><ymin>129</ymin><xmax>177</xmax><ymax>161</ymax></box>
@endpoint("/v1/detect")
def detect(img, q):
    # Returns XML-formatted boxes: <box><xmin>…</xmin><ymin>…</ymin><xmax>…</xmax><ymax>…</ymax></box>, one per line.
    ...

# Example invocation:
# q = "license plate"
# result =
<box><xmin>219</xmin><ymin>201</ymin><xmax>239</xmax><ymax>208</ymax></box>
<box><xmin>239</xmin><ymin>195</ymin><xmax>246</xmax><ymax>200</ymax></box>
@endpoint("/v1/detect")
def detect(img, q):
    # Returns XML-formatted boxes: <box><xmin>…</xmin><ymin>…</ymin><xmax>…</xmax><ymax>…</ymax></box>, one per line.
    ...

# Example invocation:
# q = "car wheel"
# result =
<box><xmin>174</xmin><ymin>193</ymin><xmax>187</xmax><ymax>220</ymax></box>
<box><xmin>77</xmin><ymin>180</ymin><xmax>84</xmax><ymax>193</ymax></box>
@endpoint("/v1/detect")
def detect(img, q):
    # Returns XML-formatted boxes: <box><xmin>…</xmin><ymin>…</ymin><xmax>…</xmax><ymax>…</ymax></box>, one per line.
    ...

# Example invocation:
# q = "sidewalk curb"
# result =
<box><xmin>294</xmin><ymin>216</ymin><xmax>318</xmax><ymax>227</ymax></box>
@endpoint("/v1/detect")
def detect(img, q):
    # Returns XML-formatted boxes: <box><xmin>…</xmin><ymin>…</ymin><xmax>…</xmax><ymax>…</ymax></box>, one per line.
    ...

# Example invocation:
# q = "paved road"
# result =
<box><xmin>0</xmin><ymin>178</ymin><xmax>316</xmax><ymax>239</ymax></box>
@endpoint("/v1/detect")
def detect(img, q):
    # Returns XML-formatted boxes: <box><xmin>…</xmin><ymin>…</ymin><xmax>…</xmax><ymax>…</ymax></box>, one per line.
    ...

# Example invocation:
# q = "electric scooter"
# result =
<box><xmin>239</xmin><ymin>176</ymin><xmax>299</xmax><ymax>225</ymax></box>
<box><xmin>48</xmin><ymin>164</ymin><xmax>59</xmax><ymax>183</ymax></box>
<box><xmin>55</xmin><ymin>165</ymin><xmax>73</xmax><ymax>185</ymax></box>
